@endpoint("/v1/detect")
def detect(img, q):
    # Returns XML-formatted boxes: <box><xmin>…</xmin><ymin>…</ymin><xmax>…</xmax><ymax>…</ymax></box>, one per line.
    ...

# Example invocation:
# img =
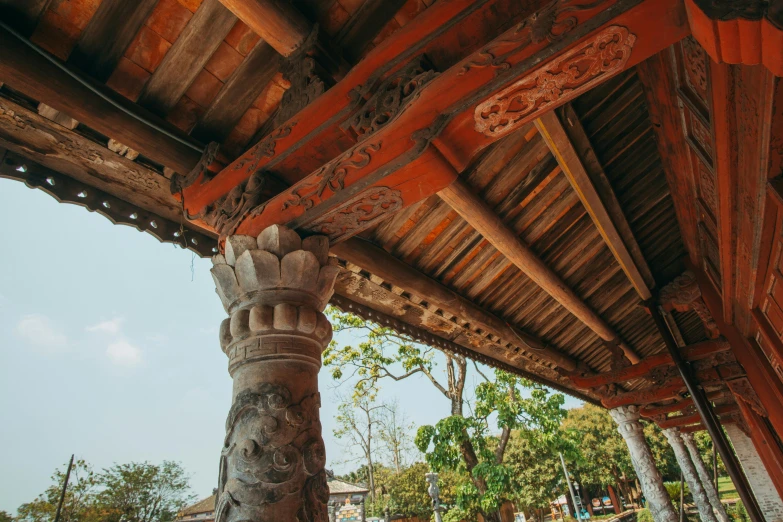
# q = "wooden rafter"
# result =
<box><xmin>217</xmin><ymin>0</ymin><xmax>311</xmax><ymax>57</ymax></box>
<box><xmin>656</xmin><ymin>403</ymin><xmax>738</xmax><ymax>429</ymax></box>
<box><xmin>535</xmin><ymin>106</ymin><xmax>654</xmax><ymax>299</ymax></box>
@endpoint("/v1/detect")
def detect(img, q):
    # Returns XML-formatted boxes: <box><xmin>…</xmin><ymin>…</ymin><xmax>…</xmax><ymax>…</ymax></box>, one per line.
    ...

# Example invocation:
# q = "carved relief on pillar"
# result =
<box><xmin>211</xmin><ymin>225</ymin><xmax>340</xmax><ymax>522</ymax></box>
<box><xmin>659</xmin><ymin>271</ymin><xmax>720</xmax><ymax>339</ymax></box>
<box><xmin>473</xmin><ymin>25</ymin><xmax>636</xmax><ymax>139</ymax></box>
<box><xmin>609</xmin><ymin>406</ymin><xmax>678</xmax><ymax>522</ymax></box>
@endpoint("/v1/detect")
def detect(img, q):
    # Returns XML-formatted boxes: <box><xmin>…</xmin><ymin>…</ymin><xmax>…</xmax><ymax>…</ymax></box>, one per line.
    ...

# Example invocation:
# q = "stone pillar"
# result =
<box><xmin>724</xmin><ymin>424</ymin><xmax>783</xmax><ymax>522</ymax></box>
<box><xmin>680</xmin><ymin>432</ymin><xmax>730</xmax><ymax>522</ymax></box>
<box><xmin>426</xmin><ymin>472</ymin><xmax>444</xmax><ymax>522</ymax></box>
<box><xmin>609</xmin><ymin>406</ymin><xmax>678</xmax><ymax>522</ymax></box>
<box><xmin>662</xmin><ymin>428</ymin><xmax>717</xmax><ymax>522</ymax></box>
<box><xmin>211</xmin><ymin>226</ymin><xmax>340</xmax><ymax>522</ymax></box>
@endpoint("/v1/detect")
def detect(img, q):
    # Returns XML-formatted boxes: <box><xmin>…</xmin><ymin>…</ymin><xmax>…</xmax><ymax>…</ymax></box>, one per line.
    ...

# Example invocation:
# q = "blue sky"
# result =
<box><xmin>0</xmin><ymin>179</ymin><xmax>581</xmax><ymax>514</ymax></box>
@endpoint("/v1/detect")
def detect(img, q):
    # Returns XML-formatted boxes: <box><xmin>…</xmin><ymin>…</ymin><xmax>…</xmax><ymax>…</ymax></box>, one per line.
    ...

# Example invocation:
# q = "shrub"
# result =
<box><xmin>636</xmin><ymin>508</ymin><xmax>653</xmax><ymax>522</ymax></box>
<box><xmin>728</xmin><ymin>500</ymin><xmax>749</xmax><ymax>522</ymax></box>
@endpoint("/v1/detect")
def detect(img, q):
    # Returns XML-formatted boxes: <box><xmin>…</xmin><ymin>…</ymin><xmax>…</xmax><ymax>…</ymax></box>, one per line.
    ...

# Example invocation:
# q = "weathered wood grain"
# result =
<box><xmin>138</xmin><ymin>0</ymin><xmax>237</xmax><ymax>116</ymax></box>
<box><xmin>68</xmin><ymin>0</ymin><xmax>160</xmax><ymax>82</ymax></box>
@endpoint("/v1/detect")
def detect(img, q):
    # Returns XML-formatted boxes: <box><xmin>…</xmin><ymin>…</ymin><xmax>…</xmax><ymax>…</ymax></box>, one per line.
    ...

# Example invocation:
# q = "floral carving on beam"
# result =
<box><xmin>343</xmin><ymin>58</ymin><xmax>438</xmax><ymax>140</ymax></box>
<box><xmin>726</xmin><ymin>377</ymin><xmax>768</xmax><ymax>418</ymax></box>
<box><xmin>473</xmin><ymin>25</ymin><xmax>636</xmax><ymax>138</ymax></box>
<box><xmin>282</xmin><ymin>142</ymin><xmax>382</xmax><ymax>212</ymax></box>
<box><xmin>303</xmin><ymin>186</ymin><xmax>403</xmax><ymax>243</ymax></box>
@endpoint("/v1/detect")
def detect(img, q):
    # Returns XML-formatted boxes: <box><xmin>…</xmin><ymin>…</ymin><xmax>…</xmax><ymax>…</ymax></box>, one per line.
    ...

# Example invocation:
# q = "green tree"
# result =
<box><xmin>17</xmin><ymin>459</ymin><xmax>100</xmax><ymax>522</ymax></box>
<box><xmin>416</xmin><ymin>370</ymin><xmax>567</xmax><ymax>522</ymax></box>
<box><xmin>378</xmin><ymin>399</ymin><xmax>417</xmax><ymax>473</ymax></box>
<box><xmin>384</xmin><ymin>462</ymin><xmax>462</xmax><ymax>518</ymax></box>
<box><xmin>334</xmin><ymin>394</ymin><xmax>385</xmax><ymax>505</ymax></box>
<box><xmin>96</xmin><ymin>461</ymin><xmax>194</xmax><ymax>522</ymax></box>
<box><xmin>0</xmin><ymin>511</ymin><xmax>15</xmax><ymax>522</ymax></box>
<box><xmin>505</xmin><ymin>429</ymin><xmax>567</xmax><ymax>521</ymax></box>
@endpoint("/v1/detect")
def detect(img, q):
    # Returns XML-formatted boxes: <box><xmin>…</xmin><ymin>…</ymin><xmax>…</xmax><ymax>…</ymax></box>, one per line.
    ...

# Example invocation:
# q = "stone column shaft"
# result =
<box><xmin>662</xmin><ymin>428</ymin><xmax>717</xmax><ymax>522</ymax></box>
<box><xmin>211</xmin><ymin>226</ymin><xmax>340</xmax><ymax>522</ymax></box>
<box><xmin>610</xmin><ymin>406</ymin><xmax>678</xmax><ymax>522</ymax></box>
<box><xmin>680</xmin><ymin>432</ymin><xmax>730</xmax><ymax>522</ymax></box>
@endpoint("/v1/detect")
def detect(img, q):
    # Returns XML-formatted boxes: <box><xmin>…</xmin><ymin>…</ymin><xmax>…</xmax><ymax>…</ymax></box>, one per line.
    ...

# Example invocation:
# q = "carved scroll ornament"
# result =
<box><xmin>343</xmin><ymin>58</ymin><xmax>437</xmax><ymax>140</ymax></box>
<box><xmin>659</xmin><ymin>271</ymin><xmax>720</xmax><ymax>339</ymax></box>
<box><xmin>282</xmin><ymin>141</ymin><xmax>382</xmax><ymax>212</ymax></box>
<box><xmin>304</xmin><ymin>186</ymin><xmax>403</xmax><ymax>243</ymax></box>
<box><xmin>474</xmin><ymin>25</ymin><xmax>636</xmax><ymax>138</ymax></box>
<box><xmin>189</xmin><ymin>170</ymin><xmax>272</xmax><ymax>237</ymax></box>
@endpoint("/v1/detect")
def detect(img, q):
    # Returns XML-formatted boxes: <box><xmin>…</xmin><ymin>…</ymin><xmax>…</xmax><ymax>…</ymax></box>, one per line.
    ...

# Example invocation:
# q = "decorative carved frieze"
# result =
<box><xmin>274</xmin><ymin>30</ymin><xmax>329</xmax><ymax>129</ymax></box>
<box><xmin>459</xmin><ymin>0</ymin><xmax>619</xmax><ymax>76</ymax></box>
<box><xmin>659</xmin><ymin>271</ymin><xmax>720</xmax><ymax>339</ymax></box>
<box><xmin>189</xmin><ymin>170</ymin><xmax>274</xmax><ymax>237</ymax></box>
<box><xmin>726</xmin><ymin>377</ymin><xmax>767</xmax><ymax>418</ymax></box>
<box><xmin>170</xmin><ymin>141</ymin><xmax>220</xmax><ymax>194</ymax></box>
<box><xmin>231</xmin><ymin>122</ymin><xmax>296</xmax><ymax>175</ymax></box>
<box><xmin>0</xmin><ymin>152</ymin><xmax>218</xmax><ymax>256</ymax></box>
<box><xmin>304</xmin><ymin>186</ymin><xmax>403</xmax><ymax>243</ymax></box>
<box><xmin>473</xmin><ymin>25</ymin><xmax>636</xmax><ymax>138</ymax></box>
<box><xmin>343</xmin><ymin>58</ymin><xmax>437</xmax><ymax>140</ymax></box>
<box><xmin>211</xmin><ymin>226</ymin><xmax>340</xmax><ymax>522</ymax></box>
<box><xmin>282</xmin><ymin>142</ymin><xmax>382</xmax><ymax>212</ymax></box>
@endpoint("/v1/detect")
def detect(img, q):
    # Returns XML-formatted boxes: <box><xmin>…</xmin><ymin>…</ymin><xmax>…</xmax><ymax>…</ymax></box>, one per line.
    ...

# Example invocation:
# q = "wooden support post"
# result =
<box><xmin>648</xmin><ymin>303</ymin><xmax>764</xmax><ymax>522</ymax></box>
<box><xmin>217</xmin><ymin>0</ymin><xmax>311</xmax><ymax>57</ymax></box>
<box><xmin>438</xmin><ymin>178</ymin><xmax>640</xmax><ymax>363</ymax></box>
<box><xmin>0</xmin><ymin>23</ymin><xmax>204</xmax><ymax>175</ymax></box>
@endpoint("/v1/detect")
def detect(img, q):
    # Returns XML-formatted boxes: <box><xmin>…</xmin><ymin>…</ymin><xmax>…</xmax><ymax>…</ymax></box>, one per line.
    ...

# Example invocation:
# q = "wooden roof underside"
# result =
<box><xmin>1</xmin><ymin>0</ymin><xmax>775</xmax><ymax>418</ymax></box>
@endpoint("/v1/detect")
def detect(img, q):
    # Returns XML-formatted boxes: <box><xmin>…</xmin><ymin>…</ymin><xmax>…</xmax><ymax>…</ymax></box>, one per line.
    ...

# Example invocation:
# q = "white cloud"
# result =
<box><xmin>86</xmin><ymin>317</ymin><xmax>125</xmax><ymax>335</ymax></box>
<box><xmin>106</xmin><ymin>339</ymin><xmax>142</xmax><ymax>367</ymax></box>
<box><xmin>16</xmin><ymin>314</ymin><xmax>69</xmax><ymax>351</ymax></box>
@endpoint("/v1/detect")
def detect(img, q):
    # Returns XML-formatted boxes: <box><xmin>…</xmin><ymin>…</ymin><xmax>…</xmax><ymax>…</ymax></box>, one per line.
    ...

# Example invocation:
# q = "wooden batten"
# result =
<box><xmin>217</xmin><ymin>0</ymin><xmax>311</xmax><ymax>57</ymax></box>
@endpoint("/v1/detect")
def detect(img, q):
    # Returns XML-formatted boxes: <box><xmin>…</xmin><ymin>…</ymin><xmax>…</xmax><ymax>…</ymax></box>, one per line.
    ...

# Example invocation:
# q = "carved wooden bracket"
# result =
<box><xmin>726</xmin><ymin>376</ymin><xmax>768</xmax><ymax>418</ymax></box>
<box><xmin>660</xmin><ymin>271</ymin><xmax>721</xmax><ymax>338</ymax></box>
<box><xmin>685</xmin><ymin>0</ymin><xmax>783</xmax><ymax>76</ymax></box>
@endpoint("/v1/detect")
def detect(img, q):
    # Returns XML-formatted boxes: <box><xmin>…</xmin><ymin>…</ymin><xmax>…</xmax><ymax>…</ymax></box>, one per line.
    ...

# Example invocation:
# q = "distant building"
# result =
<box><xmin>176</xmin><ymin>494</ymin><xmax>216</xmax><ymax>522</ymax></box>
<box><xmin>177</xmin><ymin>473</ymin><xmax>370</xmax><ymax>522</ymax></box>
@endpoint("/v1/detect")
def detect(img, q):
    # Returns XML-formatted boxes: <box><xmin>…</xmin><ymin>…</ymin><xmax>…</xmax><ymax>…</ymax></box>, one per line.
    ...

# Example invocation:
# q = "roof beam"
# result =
<box><xmin>331</xmin><ymin>237</ymin><xmax>579</xmax><ymax>371</ymax></box>
<box><xmin>0</xmin><ymin>24</ymin><xmax>204</xmax><ymax>175</ymax></box>
<box><xmin>217</xmin><ymin>0</ymin><xmax>311</xmax><ymax>56</ymax></box>
<box><xmin>66</xmin><ymin>0</ymin><xmax>158</xmax><ymax>82</ymax></box>
<box><xmin>336</xmin><ymin>0</ymin><xmax>407</xmax><ymax>62</ymax></box>
<box><xmin>535</xmin><ymin>105</ymin><xmax>655</xmax><ymax>298</ymax></box>
<box><xmin>137</xmin><ymin>0</ymin><xmax>237</xmax><ymax>116</ymax></box>
<box><xmin>640</xmin><ymin>389</ymin><xmax>726</xmax><ymax>418</ymax></box>
<box><xmin>438</xmin><ymin>177</ymin><xmax>641</xmax><ymax>364</ymax></box>
<box><xmin>0</xmin><ymin>0</ymin><xmax>51</xmax><ymax>36</ymax></box>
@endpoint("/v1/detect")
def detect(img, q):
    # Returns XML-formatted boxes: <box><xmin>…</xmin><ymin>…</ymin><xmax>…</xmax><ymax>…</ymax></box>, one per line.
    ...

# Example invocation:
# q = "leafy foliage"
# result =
<box><xmin>0</xmin><ymin>512</ymin><xmax>14</xmax><ymax>522</ymax></box>
<box><xmin>17</xmin><ymin>459</ymin><xmax>100</xmax><ymax>522</ymax></box>
<box><xmin>636</xmin><ymin>508</ymin><xmax>654</xmax><ymax>522</ymax></box>
<box><xmin>96</xmin><ymin>461</ymin><xmax>193</xmax><ymax>522</ymax></box>
<box><xmin>15</xmin><ymin>460</ymin><xmax>193</xmax><ymax>522</ymax></box>
<box><xmin>415</xmin><ymin>370</ymin><xmax>567</xmax><ymax>521</ymax></box>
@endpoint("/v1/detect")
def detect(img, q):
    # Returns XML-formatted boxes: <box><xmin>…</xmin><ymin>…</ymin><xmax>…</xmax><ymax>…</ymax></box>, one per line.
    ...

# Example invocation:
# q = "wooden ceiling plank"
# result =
<box><xmin>0</xmin><ymin>25</ymin><xmax>203</xmax><ymax>174</ymax></box>
<box><xmin>138</xmin><ymin>0</ymin><xmax>237</xmax><ymax>116</ymax></box>
<box><xmin>191</xmin><ymin>41</ymin><xmax>279</xmax><ymax>144</ymax></box>
<box><xmin>537</xmin><ymin>106</ymin><xmax>655</xmax><ymax>299</ymax></box>
<box><xmin>439</xmin><ymin>178</ymin><xmax>641</xmax><ymax>363</ymax></box>
<box><xmin>67</xmin><ymin>0</ymin><xmax>159</xmax><ymax>82</ymax></box>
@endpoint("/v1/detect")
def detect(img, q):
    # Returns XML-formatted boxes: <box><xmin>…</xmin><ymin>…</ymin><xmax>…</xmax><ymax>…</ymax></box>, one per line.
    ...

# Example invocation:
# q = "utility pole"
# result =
<box><xmin>679</xmin><ymin>472</ymin><xmax>684</xmax><ymax>522</ymax></box>
<box><xmin>54</xmin><ymin>454</ymin><xmax>74</xmax><ymax>522</ymax></box>
<box><xmin>559</xmin><ymin>452</ymin><xmax>581</xmax><ymax>521</ymax></box>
